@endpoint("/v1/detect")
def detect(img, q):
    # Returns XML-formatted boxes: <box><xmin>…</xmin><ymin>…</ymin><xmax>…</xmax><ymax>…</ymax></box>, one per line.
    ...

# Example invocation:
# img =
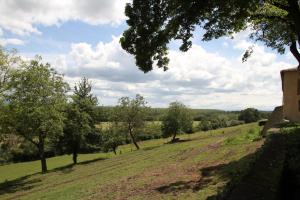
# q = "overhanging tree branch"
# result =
<box><xmin>270</xmin><ymin>1</ymin><xmax>290</xmax><ymax>12</ymax></box>
<box><xmin>121</xmin><ymin>0</ymin><xmax>300</xmax><ymax>71</ymax></box>
<box><xmin>250</xmin><ymin>13</ymin><xmax>287</xmax><ymax>22</ymax></box>
<box><xmin>20</xmin><ymin>132</ymin><xmax>39</xmax><ymax>147</ymax></box>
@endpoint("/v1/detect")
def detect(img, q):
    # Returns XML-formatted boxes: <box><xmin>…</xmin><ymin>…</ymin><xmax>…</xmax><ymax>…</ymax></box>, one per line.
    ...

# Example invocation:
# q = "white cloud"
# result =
<box><xmin>37</xmin><ymin>34</ymin><xmax>293</xmax><ymax>110</ymax></box>
<box><xmin>0</xmin><ymin>38</ymin><xmax>24</xmax><ymax>46</ymax></box>
<box><xmin>0</xmin><ymin>28</ymin><xmax>25</xmax><ymax>46</ymax></box>
<box><xmin>0</xmin><ymin>0</ymin><xmax>129</xmax><ymax>35</ymax></box>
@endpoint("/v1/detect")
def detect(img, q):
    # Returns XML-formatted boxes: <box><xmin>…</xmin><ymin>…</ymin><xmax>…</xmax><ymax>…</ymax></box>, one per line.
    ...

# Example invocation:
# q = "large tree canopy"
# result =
<box><xmin>120</xmin><ymin>0</ymin><xmax>300</xmax><ymax>73</ymax></box>
<box><xmin>2</xmin><ymin>57</ymin><xmax>69</xmax><ymax>172</ymax></box>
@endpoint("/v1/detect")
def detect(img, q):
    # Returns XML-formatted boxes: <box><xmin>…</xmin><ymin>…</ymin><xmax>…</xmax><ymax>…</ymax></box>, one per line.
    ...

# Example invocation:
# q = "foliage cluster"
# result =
<box><xmin>238</xmin><ymin>108</ymin><xmax>262</xmax><ymax>123</ymax></box>
<box><xmin>121</xmin><ymin>0</ymin><xmax>300</xmax><ymax>72</ymax></box>
<box><xmin>161</xmin><ymin>102</ymin><xmax>193</xmax><ymax>142</ymax></box>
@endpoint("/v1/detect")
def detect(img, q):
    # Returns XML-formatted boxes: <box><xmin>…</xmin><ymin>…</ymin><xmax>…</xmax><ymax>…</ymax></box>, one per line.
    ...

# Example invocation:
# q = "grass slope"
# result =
<box><xmin>0</xmin><ymin>123</ymin><xmax>263</xmax><ymax>200</ymax></box>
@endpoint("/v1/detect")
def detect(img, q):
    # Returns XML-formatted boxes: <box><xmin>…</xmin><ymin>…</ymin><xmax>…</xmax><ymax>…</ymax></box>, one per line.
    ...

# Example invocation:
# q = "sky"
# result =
<box><xmin>0</xmin><ymin>0</ymin><xmax>297</xmax><ymax>111</ymax></box>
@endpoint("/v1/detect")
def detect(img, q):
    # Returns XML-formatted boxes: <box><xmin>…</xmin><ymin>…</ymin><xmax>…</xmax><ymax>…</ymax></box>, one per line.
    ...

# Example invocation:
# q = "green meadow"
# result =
<box><xmin>0</xmin><ymin>123</ymin><xmax>263</xmax><ymax>200</ymax></box>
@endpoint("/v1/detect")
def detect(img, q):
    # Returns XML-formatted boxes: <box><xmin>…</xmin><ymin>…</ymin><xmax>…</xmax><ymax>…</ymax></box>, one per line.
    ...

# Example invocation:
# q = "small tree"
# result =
<box><xmin>115</xmin><ymin>94</ymin><xmax>148</xmax><ymax>150</ymax></box>
<box><xmin>3</xmin><ymin>57</ymin><xmax>68</xmax><ymax>173</ymax></box>
<box><xmin>162</xmin><ymin>102</ymin><xmax>193</xmax><ymax>142</ymax></box>
<box><xmin>63</xmin><ymin>77</ymin><xmax>98</xmax><ymax>164</ymax></box>
<box><xmin>238</xmin><ymin>108</ymin><xmax>261</xmax><ymax>123</ymax></box>
<box><xmin>102</xmin><ymin>124</ymin><xmax>124</xmax><ymax>155</ymax></box>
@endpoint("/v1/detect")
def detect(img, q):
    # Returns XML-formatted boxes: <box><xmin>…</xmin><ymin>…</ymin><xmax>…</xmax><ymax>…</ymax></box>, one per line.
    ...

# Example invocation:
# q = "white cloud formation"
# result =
<box><xmin>0</xmin><ymin>38</ymin><xmax>24</xmax><ymax>46</ymax></box>
<box><xmin>0</xmin><ymin>28</ymin><xmax>24</xmax><ymax>46</ymax></box>
<box><xmin>42</xmin><ymin>33</ymin><xmax>294</xmax><ymax>110</ymax></box>
<box><xmin>0</xmin><ymin>0</ymin><xmax>129</xmax><ymax>35</ymax></box>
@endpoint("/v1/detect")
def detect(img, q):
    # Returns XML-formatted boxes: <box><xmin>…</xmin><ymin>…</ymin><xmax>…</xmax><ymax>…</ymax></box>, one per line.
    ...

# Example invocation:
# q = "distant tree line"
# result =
<box><xmin>94</xmin><ymin>107</ymin><xmax>243</xmax><ymax>123</ymax></box>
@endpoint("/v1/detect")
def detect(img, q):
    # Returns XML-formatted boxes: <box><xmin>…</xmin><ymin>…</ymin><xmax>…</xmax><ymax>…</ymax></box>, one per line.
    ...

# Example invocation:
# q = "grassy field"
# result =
<box><xmin>0</xmin><ymin>123</ymin><xmax>263</xmax><ymax>200</ymax></box>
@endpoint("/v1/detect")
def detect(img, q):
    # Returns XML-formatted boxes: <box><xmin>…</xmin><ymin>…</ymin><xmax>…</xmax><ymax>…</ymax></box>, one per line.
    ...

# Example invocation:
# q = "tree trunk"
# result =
<box><xmin>72</xmin><ymin>143</ymin><xmax>78</xmax><ymax>164</ymax></box>
<box><xmin>73</xmin><ymin>151</ymin><xmax>77</xmax><ymax>164</ymax></box>
<box><xmin>40</xmin><ymin>154</ymin><xmax>47</xmax><ymax>173</ymax></box>
<box><xmin>129</xmin><ymin>128</ymin><xmax>140</xmax><ymax>150</ymax></box>
<box><xmin>38</xmin><ymin>134</ymin><xmax>47</xmax><ymax>173</ymax></box>
<box><xmin>290</xmin><ymin>41</ymin><xmax>300</xmax><ymax>67</ymax></box>
<box><xmin>172</xmin><ymin>132</ymin><xmax>177</xmax><ymax>143</ymax></box>
<box><xmin>113</xmin><ymin>147</ymin><xmax>117</xmax><ymax>155</ymax></box>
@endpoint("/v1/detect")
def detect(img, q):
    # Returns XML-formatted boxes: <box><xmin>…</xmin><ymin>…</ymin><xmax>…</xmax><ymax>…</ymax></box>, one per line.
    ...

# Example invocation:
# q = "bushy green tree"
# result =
<box><xmin>211</xmin><ymin>118</ymin><xmax>227</xmax><ymax>129</ymax></box>
<box><xmin>238</xmin><ymin>108</ymin><xmax>261</xmax><ymax>123</ymax></box>
<box><xmin>121</xmin><ymin>0</ymin><xmax>300</xmax><ymax>72</ymax></box>
<box><xmin>63</xmin><ymin>77</ymin><xmax>98</xmax><ymax>164</ymax></box>
<box><xmin>114</xmin><ymin>94</ymin><xmax>149</xmax><ymax>150</ymax></box>
<box><xmin>2</xmin><ymin>57</ymin><xmax>68</xmax><ymax>173</ymax></box>
<box><xmin>138</xmin><ymin>121</ymin><xmax>163</xmax><ymax>140</ymax></box>
<box><xmin>198</xmin><ymin>120</ymin><xmax>213</xmax><ymax>131</ymax></box>
<box><xmin>162</xmin><ymin>102</ymin><xmax>193</xmax><ymax>142</ymax></box>
<box><xmin>102</xmin><ymin>124</ymin><xmax>125</xmax><ymax>155</ymax></box>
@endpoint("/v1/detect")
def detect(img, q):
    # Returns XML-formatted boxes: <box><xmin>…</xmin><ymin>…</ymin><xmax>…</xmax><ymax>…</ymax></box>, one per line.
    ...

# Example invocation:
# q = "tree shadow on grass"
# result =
<box><xmin>165</xmin><ymin>138</ymin><xmax>193</xmax><ymax>144</ymax></box>
<box><xmin>0</xmin><ymin>175</ymin><xmax>42</xmax><ymax>195</ymax></box>
<box><xmin>155</xmin><ymin>151</ymin><xmax>259</xmax><ymax>198</ymax></box>
<box><xmin>142</xmin><ymin>145</ymin><xmax>161</xmax><ymax>151</ymax></box>
<box><xmin>0</xmin><ymin>157</ymin><xmax>107</xmax><ymax>195</ymax></box>
<box><xmin>47</xmin><ymin>157</ymin><xmax>108</xmax><ymax>174</ymax></box>
<box><xmin>78</xmin><ymin>157</ymin><xmax>107</xmax><ymax>166</ymax></box>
